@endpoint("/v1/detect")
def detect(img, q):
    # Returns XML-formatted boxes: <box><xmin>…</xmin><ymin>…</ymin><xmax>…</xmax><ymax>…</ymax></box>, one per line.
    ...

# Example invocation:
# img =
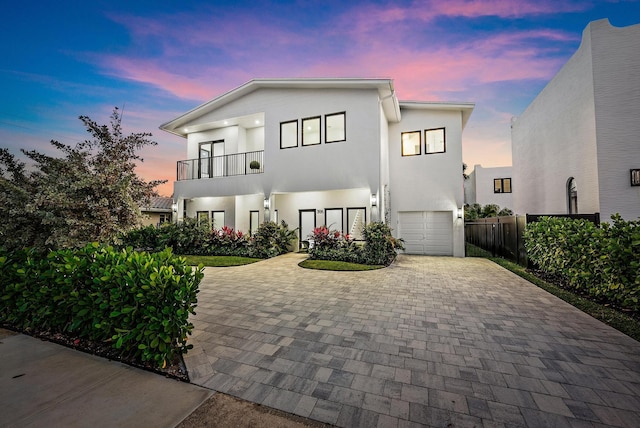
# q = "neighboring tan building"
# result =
<box><xmin>511</xmin><ymin>19</ymin><xmax>640</xmax><ymax>220</ymax></box>
<box><xmin>160</xmin><ymin>78</ymin><xmax>474</xmax><ymax>256</ymax></box>
<box><xmin>465</xmin><ymin>165</ymin><xmax>514</xmax><ymax>211</ymax></box>
<box><xmin>140</xmin><ymin>196</ymin><xmax>173</xmax><ymax>227</ymax></box>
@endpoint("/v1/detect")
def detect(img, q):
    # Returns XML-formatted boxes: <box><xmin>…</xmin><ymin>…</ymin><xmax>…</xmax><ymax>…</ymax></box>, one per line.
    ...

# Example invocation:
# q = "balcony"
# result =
<box><xmin>177</xmin><ymin>151</ymin><xmax>264</xmax><ymax>181</ymax></box>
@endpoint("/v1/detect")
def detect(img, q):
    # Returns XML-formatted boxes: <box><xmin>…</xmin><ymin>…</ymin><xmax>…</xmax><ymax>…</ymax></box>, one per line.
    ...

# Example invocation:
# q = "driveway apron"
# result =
<box><xmin>184</xmin><ymin>253</ymin><xmax>640</xmax><ymax>427</ymax></box>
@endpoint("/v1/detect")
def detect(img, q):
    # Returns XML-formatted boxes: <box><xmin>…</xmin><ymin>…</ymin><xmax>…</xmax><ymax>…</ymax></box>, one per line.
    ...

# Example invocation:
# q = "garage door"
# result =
<box><xmin>398</xmin><ymin>211</ymin><xmax>453</xmax><ymax>255</ymax></box>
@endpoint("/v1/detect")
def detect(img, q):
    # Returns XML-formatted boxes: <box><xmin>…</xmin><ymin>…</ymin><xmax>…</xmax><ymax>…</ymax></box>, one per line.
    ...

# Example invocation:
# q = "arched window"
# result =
<box><xmin>567</xmin><ymin>177</ymin><xmax>578</xmax><ymax>214</ymax></box>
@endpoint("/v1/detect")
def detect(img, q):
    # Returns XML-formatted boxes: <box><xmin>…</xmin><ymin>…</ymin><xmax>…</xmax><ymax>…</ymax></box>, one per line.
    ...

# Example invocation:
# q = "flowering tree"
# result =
<box><xmin>0</xmin><ymin>108</ymin><xmax>165</xmax><ymax>251</ymax></box>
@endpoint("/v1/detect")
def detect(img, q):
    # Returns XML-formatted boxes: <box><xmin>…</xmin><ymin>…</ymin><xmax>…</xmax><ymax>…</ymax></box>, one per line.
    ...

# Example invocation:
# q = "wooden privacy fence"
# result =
<box><xmin>465</xmin><ymin>213</ymin><xmax>600</xmax><ymax>266</ymax></box>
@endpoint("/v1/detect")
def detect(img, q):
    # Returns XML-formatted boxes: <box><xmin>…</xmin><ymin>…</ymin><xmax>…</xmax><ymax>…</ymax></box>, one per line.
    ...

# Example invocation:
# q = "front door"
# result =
<box><xmin>299</xmin><ymin>209</ymin><xmax>316</xmax><ymax>249</ymax></box>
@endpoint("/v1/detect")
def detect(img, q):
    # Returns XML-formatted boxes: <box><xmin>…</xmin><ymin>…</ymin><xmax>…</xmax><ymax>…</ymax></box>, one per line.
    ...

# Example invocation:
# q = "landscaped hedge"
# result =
<box><xmin>119</xmin><ymin>219</ymin><xmax>296</xmax><ymax>258</ymax></box>
<box><xmin>309</xmin><ymin>222</ymin><xmax>404</xmax><ymax>266</ymax></box>
<box><xmin>524</xmin><ymin>215</ymin><xmax>640</xmax><ymax>312</ymax></box>
<box><xmin>0</xmin><ymin>243</ymin><xmax>204</xmax><ymax>367</ymax></box>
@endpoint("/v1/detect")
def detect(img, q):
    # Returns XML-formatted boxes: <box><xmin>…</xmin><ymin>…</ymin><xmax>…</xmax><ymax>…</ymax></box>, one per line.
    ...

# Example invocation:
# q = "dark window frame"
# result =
<box><xmin>196</xmin><ymin>210</ymin><xmax>210</xmax><ymax>227</ymax></box>
<box><xmin>302</xmin><ymin>116</ymin><xmax>321</xmax><ymax>146</ymax></box>
<box><xmin>493</xmin><ymin>178</ymin><xmax>512</xmax><ymax>194</ymax></box>
<box><xmin>425</xmin><ymin>127</ymin><xmax>446</xmax><ymax>154</ymax></box>
<box><xmin>211</xmin><ymin>210</ymin><xmax>225</xmax><ymax>229</ymax></box>
<box><xmin>324</xmin><ymin>207</ymin><xmax>344</xmax><ymax>232</ymax></box>
<box><xmin>325</xmin><ymin>111</ymin><xmax>346</xmax><ymax>143</ymax></box>
<box><xmin>346</xmin><ymin>207</ymin><xmax>367</xmax><ymax>240</ymax></box>
<box><xmin>401</xmin><ymin>130</ymin><xmax>422</xmax><ymax>157</ymax></box>
<box><xmin>249</xmin><ymin>210</ymin><xmax>259</xmax><ymax>235</ymax></box>
<box><xmin>280</xmin><ymin>120</ymin><xmax>298</xmax><ymax>149</ymax></box>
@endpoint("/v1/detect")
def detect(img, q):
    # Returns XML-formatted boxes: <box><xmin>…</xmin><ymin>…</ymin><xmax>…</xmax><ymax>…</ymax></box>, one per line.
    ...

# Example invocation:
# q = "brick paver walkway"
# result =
<box><xmin>184</xmin><ymin>253</ymin><xmax>640</xmax><ymax>427</ymax></box>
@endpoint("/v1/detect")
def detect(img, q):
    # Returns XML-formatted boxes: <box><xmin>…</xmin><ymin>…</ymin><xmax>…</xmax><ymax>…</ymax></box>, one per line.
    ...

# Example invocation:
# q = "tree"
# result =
<box><xmin>463</xmin><ymin>163</ymin><xmax>469</xmax><ymax>180</ymax></box>
<box><xmin>0</xmin><ymin>108</ymin><xmax>165</xmax><ymax>251</ymax></box>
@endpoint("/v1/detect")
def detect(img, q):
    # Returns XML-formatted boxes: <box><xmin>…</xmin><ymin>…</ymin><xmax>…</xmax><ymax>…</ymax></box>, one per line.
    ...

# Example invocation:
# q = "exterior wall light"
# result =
<box><xmin>172</xmin><ymin>203</ymin><xmax>178</xmax><ymax>213</ymax></box>
<box><xmin>631</xmin><ymin>169</ymin><xmax>640</xmax><ymax>187</ymax></box>
<box><xmin>370</xmin><ymin>194</ymin><xmax>378</xmax><ymax>207</ymax></box>
<box><xmin>264</xmin><ymin>198</ymin><xmax>271</xmax><ymax>210</ymax></box>
<box><xmin>457</xmin><ymin>207</ymin><xmax>464</xmax><ymax>219</ymax></box>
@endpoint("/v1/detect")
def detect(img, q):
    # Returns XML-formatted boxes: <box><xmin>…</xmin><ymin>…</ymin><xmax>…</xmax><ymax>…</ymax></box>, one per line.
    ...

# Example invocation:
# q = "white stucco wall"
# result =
<box><xmin>512</xmin><ymin>19</ymin><xmax>640</xmax><ymax>220</ymax></box>
<box><xmin>511</xmin><ymin>22</ymin><xmax>599</xmax><ymax>216</ymax></box>
<box><xmin>591</xmin><ymin>20</ymin><xmax>640</xmax><ymax>220</ymax></box>
<box><xmin>177</xmin><ymin>87</ymin><xmax>382</xmax><ymax>200</ymax></box>
<box><xmin>388</xmin><ymin>107</ymin><xmax>466</xmax><ymax>256</ymax></box>
<box><xmin>470</xmin><ymin>165</ymin><xmax>514</xmax><ymax>211</ymax></box>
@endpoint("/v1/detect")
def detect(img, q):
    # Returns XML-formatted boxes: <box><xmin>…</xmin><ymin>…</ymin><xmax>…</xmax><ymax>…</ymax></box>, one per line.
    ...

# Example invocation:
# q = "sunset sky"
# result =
<box><xmin>1</xmin><ymin>1</ymin><xmax>638</xmax><ymax>196</ymax></box>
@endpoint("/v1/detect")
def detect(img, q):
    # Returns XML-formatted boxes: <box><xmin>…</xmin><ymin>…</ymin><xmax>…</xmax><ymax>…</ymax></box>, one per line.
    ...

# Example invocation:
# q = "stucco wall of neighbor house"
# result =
<box><xmin>378</xmin><ymin>103</ymin><xmax>390</xmax><ymax>224</ymax></box>
<box><xmin>470</xmin><ymin>165</ymin><xmax>514</xmax><ymax>211</ymax></box>
<box><xmin>464</xmin><ymin>168</ymin><xmax>476</xmax><ymax>205</ymax></box>
<box><xmin>512</xmin><ymin>22</ymin><xmax>599</xmax><ymax>216</ymax></box>
<box><xmin>591</xmin><ymin>20</ymin><xmax>640</xmax><ymax>221</ymax></box>
<box><xmin>388</xmin><ymin>107</ymin><xmax>466</xmax><ymax>257</ymax></box>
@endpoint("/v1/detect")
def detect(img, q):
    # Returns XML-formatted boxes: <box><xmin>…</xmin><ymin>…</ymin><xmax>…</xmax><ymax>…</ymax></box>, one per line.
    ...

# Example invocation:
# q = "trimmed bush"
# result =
<box><xmin>308</xmin><ymin>222</ymin><xmax>403</xmax><ymax>266</ymax></box>
<box><xmin>524</xmin><ymin>215</ymin><xmax>640</xmax><ymax>311</ymax></box>
<box><xmin>0</xmin><ymin>244</ymin><xmax>204</xmax><ymax>367</ymax></box>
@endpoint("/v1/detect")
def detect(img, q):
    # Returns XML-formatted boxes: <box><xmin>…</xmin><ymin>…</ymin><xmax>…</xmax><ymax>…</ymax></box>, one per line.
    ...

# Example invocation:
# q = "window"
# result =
<box><xmin>425</xmin><ymin>128</ymin><xmax>445</xmax><ymax>154</ymax></box>
<box><xmin>280</xmin><ymin>120</ymin><xmax>298</xmax><ymax>149</ymax></box>
<box><xmin>159</xmin><ymin>213</ymin><xmax>171</xmax><ymax>224</ymax></box>
<box><xmin>494</xmin><ymin>178</ymin><xmax>512</xmax><ymax>193</ymax></box>
<box><xmin>302</xmin><ymin>116</ymin><xmax>321</xmax><ymax>146</ymax></box>
<box><xmin>250</xmin><ymin>210</ymin><xmax>259</xmax><ymax>235</ymax></box>
<box><xmin>199</xmin><ymin>141</ymin><xmax>224</xmax><ymax>178</ymax></box>
<box><xmin>324</xmin><ymin>208</ymin><xmax>343</xmax><ymax>232</ymax></box>
<box><xmin>567</xmin><ymin>177</ymin><xmax>578</xmax><ymax>214</ymax></box>
<box><xmin>212</xmin><ymin>211</ymin><xmax>225</xmax><ymax>229</ymax></box>
<box><xmin>325</xmin><ymin>112</ymin><xmax>346</xmax><ymax>143</ymax></box>
<box><xmin>401</xmin><ymin>131</ymin><xmax>421</xmax><ymax>156</ymax></box>
<box><xmin>346</xmin><ymin>207</ymin><xmax>366</xmax><ymax>240</ymax></box>
<box><xmin>197</xmin><ymin>211</ymin><xmax>210</xmax><ymax>227</ymax></box>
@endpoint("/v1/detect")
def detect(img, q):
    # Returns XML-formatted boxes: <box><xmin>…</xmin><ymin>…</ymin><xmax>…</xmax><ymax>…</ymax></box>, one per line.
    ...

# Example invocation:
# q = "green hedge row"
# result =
<box><xmin>0</xmin><ymin>244</ymin><xmax>204</xmax><ymax>367</ymax></box>
<box><xmin>524</xmin><ymin>215</ymin><xmax>640</xmax><ymax>312</ymax></box>
<box><xmin>119</xmin><ymin>219</ymin><xmax>297</xmax><ymax>258</ymax></box>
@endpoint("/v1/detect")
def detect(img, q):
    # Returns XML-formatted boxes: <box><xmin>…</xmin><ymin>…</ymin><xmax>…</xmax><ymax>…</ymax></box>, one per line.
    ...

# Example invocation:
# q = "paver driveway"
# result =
<box><xmin>184</xmin><ymin>253</ymin><xmax>640</xmax><ymax>427</ymax></box>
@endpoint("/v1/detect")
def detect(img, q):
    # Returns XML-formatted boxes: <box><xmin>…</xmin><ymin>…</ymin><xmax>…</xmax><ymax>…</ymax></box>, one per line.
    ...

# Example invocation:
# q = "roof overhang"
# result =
<box><xmin>399</xmin><ymin>101</ymin><xmax>475</xmax><ymax>129</ymax></box>
<box><xmin>160</xmin><ymin>78</ymin><xmax>402</xmax><ymax>138</ymax></box>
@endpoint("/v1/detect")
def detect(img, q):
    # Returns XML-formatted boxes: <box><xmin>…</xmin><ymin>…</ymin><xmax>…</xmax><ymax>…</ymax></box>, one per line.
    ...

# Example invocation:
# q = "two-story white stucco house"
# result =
<box><xmin>511</xmin><ymin>19</ymin><xmax>640</xmax><ymax>221</ymax></box>
<box><xmin>464</xmin><ymin>165</ymin><xmax>514</xmax><ymax>211</ymax></box>
<box><xmin>160</xmin><ymin>78</ymin><xmax>473</xmax><ymax>256</ymax></box>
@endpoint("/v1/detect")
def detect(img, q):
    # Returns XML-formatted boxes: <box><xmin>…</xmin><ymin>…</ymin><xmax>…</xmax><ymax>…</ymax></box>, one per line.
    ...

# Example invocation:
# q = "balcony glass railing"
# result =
<box><xmin>177</xmin><ymin>151</ymin><xmax>264</xmax><ymax>181</ymax></box>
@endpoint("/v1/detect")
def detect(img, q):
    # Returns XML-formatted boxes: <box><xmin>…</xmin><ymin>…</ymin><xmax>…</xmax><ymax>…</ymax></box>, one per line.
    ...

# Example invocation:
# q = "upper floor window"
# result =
<box><xmin>302</xmin><ymin>116</ymin><xmax>321</xmax><ymax>146</ymax></box>
<box><xmin>494</xmin><ymin>178</ymin><xmax>512</xmax><ymax>193</ymax></box>
<box><xmin>280</xmin><ymin>120</ymin><xmax>298</xmax><ymax>149</ymax></box>
<box><xmin>401</xmin><ymin>131</ymin><xmax>421</xmax><ymax>156</ymax></box>
<box><xmin>325</xmin><ymin>112</ymin><xmax>346</xmax><ymax>143</ymax></box>
<box><xmin>425</xmin><ymin>128</ymin><xmax>445</xmax><ymax>154</ymax></box>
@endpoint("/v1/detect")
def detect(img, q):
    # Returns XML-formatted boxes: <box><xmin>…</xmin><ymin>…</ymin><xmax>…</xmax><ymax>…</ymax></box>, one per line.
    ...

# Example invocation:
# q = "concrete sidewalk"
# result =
<box><xmin>0</xmin><ymin>329</ymin><xmax>213</xmax><ymax>427</ymax></box>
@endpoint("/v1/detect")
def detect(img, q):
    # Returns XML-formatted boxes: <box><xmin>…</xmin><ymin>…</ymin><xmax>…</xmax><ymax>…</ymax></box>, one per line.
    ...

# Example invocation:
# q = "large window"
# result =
<box><xmin>249</xmin><ymin>210</ymin><xmax>259</xmax><ymax>235</ymax></box>
<box><xmin>346</xmin><ymin>207</ymin><xmax>366</xmax><ymax>240</ymax></box>
<box><xmin>212</xmin><ymin>211</ymin><xmax>225</xmax><ymax>229</ymax></box>
<box><xmin>325</xmin><ymin>112</ymin><xmax>346</xmax><ymax>143</ymax></box>
<box><xmin>197</xmin><ymin>211</ymin><xmax>209</xmax><ymax>226</ymax></box>
<box><xmin>494</xmin><ymin>178</ymin><xmax>512</xmax><ymax>193</ymax></box>
<box><xmin>280</xmin><ymin>120</ymin><xmax>298</xmax><ymax>149</ymax></box>
<box><xmin>425</xmin><ymin>128</ymin><xmax>445</xmax><ymax>154</ymax></box>
<box><xmin>302</xmin><ymin>116</ymin><xmax>321</xmax><ymax>146</ymax></box>
<box><xmin>401</xmin><ymin>131</ymin><xmax>421</xmax><ymax>156</ymax></box>
<box><xmin>324</xmin><ymin>208</ymin><xmax>343</xmax><ymax>232</ymax></box>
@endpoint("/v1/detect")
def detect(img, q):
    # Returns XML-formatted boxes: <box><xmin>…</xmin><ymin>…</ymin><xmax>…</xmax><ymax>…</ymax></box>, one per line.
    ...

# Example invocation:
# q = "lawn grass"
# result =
<box><xmin>298</xmin><ymin>259</ymin><xmax>384</xmax><ymax>271</ymax></box>
<box><xmin>181</xmin><ymin>255</ymin><xmax>262</xmax><ymax>267</ymax></box>
<box><xmin>466</xmin><ymin>243</ymin><xmax>640</xmax><ymax>342</ymax></box>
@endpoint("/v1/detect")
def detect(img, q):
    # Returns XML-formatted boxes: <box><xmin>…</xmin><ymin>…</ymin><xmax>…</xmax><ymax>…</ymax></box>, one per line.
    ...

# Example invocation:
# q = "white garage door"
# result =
<box><xmin>398</xmin><ymin>211</ymin><xmax>453</xmax><ymax>255</ymax></box>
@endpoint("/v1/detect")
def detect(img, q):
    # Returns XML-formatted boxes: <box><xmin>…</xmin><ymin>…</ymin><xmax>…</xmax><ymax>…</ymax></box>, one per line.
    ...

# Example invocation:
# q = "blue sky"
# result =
<box><xmin>1</xmin><ymin>0</ymin><xmax>639</xmax><ymax>195</ymax></box>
